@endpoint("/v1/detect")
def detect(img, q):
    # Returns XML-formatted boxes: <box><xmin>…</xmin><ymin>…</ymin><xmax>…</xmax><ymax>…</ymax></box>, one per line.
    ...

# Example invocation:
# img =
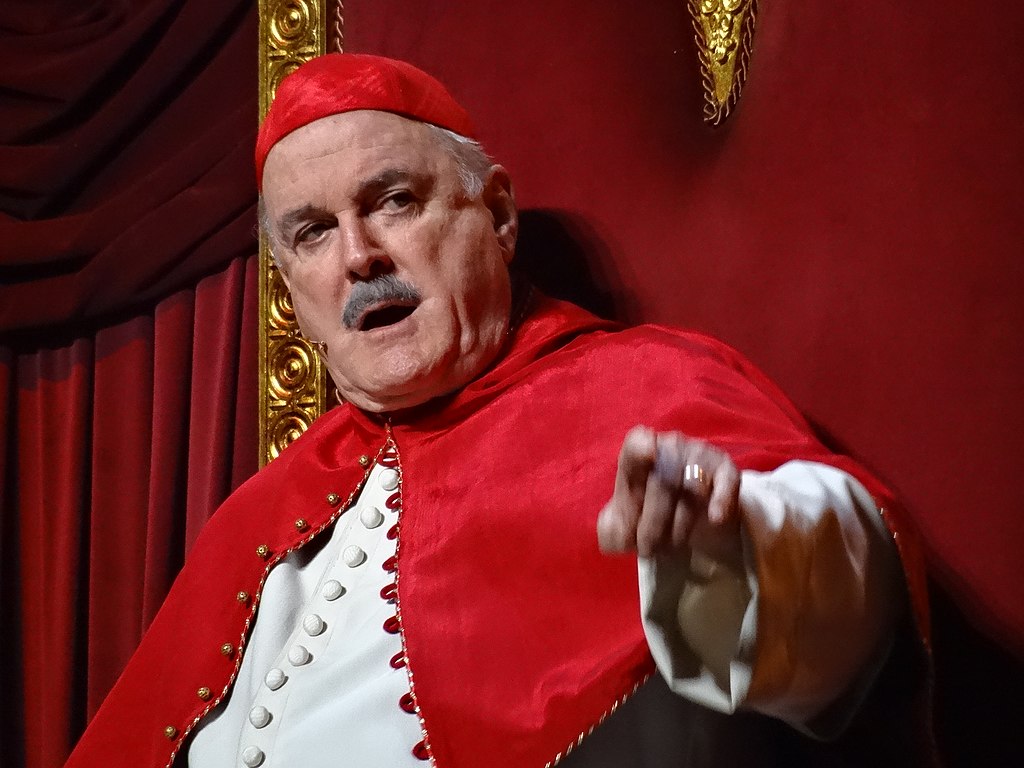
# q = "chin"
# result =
<box><xmin>338</xmin><ymin>349</ymin><xmax>497</xmax><ymax>413</ymax></box>
<box><xmin>334</xmin><ymin>361</ymin><xmax>445</xmax><ymax>413</ymax></box>
<box><xmin>333</xmin><ymin>319</ymin><xmax>508</xmax><ymax>412</ymax></box>
<box><xmin>346</xmin><ymin>383</ymin><xmax>446</xmax><ymax>414</ymax></box>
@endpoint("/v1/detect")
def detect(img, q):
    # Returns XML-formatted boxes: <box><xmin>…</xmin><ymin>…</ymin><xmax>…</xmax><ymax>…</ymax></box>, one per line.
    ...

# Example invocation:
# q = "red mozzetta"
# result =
<box><xmin>65</xmin><ymin>294</ymin><xmax>926</xmax><ymax>768</ymax></box>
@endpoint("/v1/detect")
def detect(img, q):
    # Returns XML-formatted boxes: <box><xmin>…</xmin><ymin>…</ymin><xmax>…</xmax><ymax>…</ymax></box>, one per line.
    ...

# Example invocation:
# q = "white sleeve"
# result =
<box><xmin>638</xmin><ymin>460</ymin><xmax>903</xmax><ymax>735</ymax></box>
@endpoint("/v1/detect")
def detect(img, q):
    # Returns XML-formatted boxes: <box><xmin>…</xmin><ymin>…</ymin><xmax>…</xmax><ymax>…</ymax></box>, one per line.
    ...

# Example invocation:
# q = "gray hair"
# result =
<box><xmin>425</xmin><ymin>124</ymin><xmax>493</xmax><ymax>198</ymax></box>
<box><xmin>258</xmin><ymin>124</ymin><xmax>494</xmax><ymax>262</ymax></box>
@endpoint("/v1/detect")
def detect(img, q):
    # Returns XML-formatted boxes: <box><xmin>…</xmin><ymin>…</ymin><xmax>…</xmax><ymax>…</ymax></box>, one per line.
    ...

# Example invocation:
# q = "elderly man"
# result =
<box><xmin>66</xmin><ymin>54</ymin><xmax>925</xmax><ymax>768</ymax></box>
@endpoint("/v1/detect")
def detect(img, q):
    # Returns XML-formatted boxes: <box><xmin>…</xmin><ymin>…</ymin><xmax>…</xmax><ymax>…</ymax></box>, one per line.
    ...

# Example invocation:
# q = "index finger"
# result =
<box><xmin>598</xmin><ymin>426</ymin><xmax>657</xmax><ymax>553</ymax></box>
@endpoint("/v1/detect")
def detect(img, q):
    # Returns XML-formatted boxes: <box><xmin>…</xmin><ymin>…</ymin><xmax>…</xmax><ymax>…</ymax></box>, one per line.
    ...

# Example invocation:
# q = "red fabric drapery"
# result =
<box><xmin>0</xmin><ymin>2</ymin><xmax>260</xmax><ymax>766</ymax></box>
<box><xmin>6</xmin><ymin>261</ymin><xmax>259</xmax><ymax>765</ymax></box>
<box><xmin>0</xmin><ymin>0</ymin><xmax>257</xmax><ymax>333</ymax></box>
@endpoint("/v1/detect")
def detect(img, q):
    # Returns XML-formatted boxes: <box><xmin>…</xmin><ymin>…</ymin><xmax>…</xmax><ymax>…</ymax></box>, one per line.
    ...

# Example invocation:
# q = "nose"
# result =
<box><xmin>337</xmin><ymin>215</ymin><xmax>392</xmax><ymax>281</ymax></box>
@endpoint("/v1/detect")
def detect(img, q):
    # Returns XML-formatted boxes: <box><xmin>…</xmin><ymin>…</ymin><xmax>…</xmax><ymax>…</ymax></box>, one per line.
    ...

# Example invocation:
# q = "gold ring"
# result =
<box><xmin>684</xmin><ymin>464</ymin><xmax>707</xmax><ymax>485</ymax></box>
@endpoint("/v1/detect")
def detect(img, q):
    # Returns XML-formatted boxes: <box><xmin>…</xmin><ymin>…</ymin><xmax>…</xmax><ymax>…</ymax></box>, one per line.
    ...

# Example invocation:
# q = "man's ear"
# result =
<box><xmin>483</xmin><ymin>165</ymin><xmax>518</xmax><ymax>265</ymax></box>
<box><xmin>275</xmin><ymin>253</ymin><xmax>292</xmax><ymax>290</ymax></box>
<box><xmin>274</xmin><ymin>252</ymin><xmax>318</xmax><ymax>345</ymax></box>
<box><xmin>275</xmin><ymin>256</ymin><xmax>313</xmax><ymax>341</ymax></box>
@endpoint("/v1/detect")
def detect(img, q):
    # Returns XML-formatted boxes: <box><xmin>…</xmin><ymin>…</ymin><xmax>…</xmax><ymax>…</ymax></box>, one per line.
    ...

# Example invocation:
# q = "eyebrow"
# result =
<box><xmin>356</xmin><ymin>168</ymin><xmax>429</xmax><ymax>199</ymax></box>
<box><xmin>354</xmin><ymin>167</ymin><xmax>434</xmax><ymax>202</ymax></box>
<box><xmin>277</xmin><ymin>203</ymin><xmax>329</xmax><ymax>236</ymax></box>
<box><xmin>275</xmin><ymin>167</ymin><xmax>436</xmax><ymax>236</ymax></box>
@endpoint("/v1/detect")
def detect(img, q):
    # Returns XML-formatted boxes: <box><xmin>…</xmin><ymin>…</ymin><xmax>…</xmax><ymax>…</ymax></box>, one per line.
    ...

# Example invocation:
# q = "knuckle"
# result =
<box><xmin>636</xmin><ymin>527</ymin><xmax>659</xmax><ymax>554</ymax></box>
<box><xmin>625</xmin><ymin>425</ymin><xmax>653</xmax><ymax>449</ymax></box>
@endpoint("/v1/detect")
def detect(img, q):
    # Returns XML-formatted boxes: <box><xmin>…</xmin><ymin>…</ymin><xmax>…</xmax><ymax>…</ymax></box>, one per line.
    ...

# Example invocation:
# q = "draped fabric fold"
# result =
<box><xmin>0</xmin><ymin>0</ymin><xmax>258</xmax><ymax>333</ymax></box>
<box><xmin>4</xmin><ymin>257</ymin><xmax>259</xmax><ymax>768</ymax></box>
<box><xmin>0</xmin><ymin>2</ymin><xmax>261</xmax><ymax>766</ymax></box>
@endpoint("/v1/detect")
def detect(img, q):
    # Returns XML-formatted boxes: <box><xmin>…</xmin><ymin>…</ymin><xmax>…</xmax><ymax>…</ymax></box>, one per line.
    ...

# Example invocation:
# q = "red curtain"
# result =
<box><xmin>0</xmin><ymin>2</ymin><xmax>259</xmax><ymax>766</ymax></box>
<box><xmin>0</xmin><ymin>0</ymin><xmax>258</xmax><ymax>331</ymax></box>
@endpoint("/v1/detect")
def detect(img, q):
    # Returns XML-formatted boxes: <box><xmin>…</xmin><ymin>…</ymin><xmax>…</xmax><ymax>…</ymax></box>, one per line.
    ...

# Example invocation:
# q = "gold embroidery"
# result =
<box><xmin>689</xmin><ymin>0</ymin><xmax>758</xmax><ymax>125</ymax></box>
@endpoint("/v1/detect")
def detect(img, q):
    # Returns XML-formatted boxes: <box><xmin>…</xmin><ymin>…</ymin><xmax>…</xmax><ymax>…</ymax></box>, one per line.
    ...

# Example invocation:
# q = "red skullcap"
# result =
<box><xmin>255</xmin><ymin>53</ymin><xmax>476</xmax><ymax>190</ymax></box>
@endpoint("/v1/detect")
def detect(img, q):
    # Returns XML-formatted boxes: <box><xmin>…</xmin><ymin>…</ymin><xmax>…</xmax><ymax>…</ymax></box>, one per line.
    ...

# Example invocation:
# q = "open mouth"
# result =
<box><xmin>358</xmin><ymin>302</ymin><xmax>418</xmax><ymax>331</ymax></box>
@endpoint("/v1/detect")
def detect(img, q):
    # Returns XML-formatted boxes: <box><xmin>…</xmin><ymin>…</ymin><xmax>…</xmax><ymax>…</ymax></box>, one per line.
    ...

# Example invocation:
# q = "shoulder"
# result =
<box><xmin>555</xmin><ymin>322</ymin><xmax>769</xmax><ymax>384</ymax></box>
<box><xmin>193</xmin><ymin>404</ymin><xmax>364</xmax><ymax>546</ymax></box>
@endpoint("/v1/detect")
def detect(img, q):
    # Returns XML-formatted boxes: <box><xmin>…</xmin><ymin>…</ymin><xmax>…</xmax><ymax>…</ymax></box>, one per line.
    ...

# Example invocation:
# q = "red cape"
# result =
<box><xmin>65</xmin><ymin>295</ymin><xmax>927</xmax><ymax>768</ymax></box>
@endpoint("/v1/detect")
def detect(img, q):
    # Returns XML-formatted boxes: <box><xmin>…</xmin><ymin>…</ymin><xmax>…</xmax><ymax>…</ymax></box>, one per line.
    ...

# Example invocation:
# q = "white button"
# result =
<box><xmin>359</xmin><ymin>505</ymin><xmax>384</xmax><ymax>529</ymax></box>
<box><xmin>249</xmin><ymin>705</ymin><xmax>271</xmax><ymax>729</ymax></box>
<box><xmin>380</xmin><ymin>469</ymin><xmax>400</xmax><ymax>491</ymax></box>
<box><xmin>288</xmin><ymin>645</ymin><xmax>311</xmax><ymax>666</ymax></box>
<box><xmin>303</xmin><ymin>614</ymin><xmax>325</xmax><ymax>636</ymax></box>
<box><xmin>265</xmin><ymin>668</ymin><xmax>286</xmax><ymax>690</ymax></box>
<box><xmin>322</xmin><ymin>580</ymin><xmax>345</xmax><ymax>600</ymax></box>
<box><xmin>343</xmin><ymin>545</ymin><xmax>367</xmax><ymax>567</ymax></box>
<box><xmin>241</xmin><ymin>746</ymin><xmax>265</xmax><ymax>767</ymax></box>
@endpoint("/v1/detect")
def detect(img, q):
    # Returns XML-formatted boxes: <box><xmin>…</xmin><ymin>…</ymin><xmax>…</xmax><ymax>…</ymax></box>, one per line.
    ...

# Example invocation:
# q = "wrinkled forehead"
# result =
<box><xmin>261</xmin><ymin>110</ymin><xmax>454</xmax><ymax>202</ymax></box>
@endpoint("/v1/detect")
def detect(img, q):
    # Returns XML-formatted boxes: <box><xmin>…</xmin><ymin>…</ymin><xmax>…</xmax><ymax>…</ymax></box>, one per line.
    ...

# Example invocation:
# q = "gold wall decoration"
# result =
<box><xmin>689</xmin><ymin>0</ymin><xmax>758</xmax><ymax>125</ymax></box>
<box><xmin>258</xmin><ymin>0</ymin><xmax>331</xmax><ymax>466</ymax></box>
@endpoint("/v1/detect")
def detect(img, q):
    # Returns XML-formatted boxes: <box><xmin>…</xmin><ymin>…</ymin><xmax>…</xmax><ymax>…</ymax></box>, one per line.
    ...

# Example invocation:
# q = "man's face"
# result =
<box><xmin>262</xmin><ymin>110</ymin><xmax>517</xmax><ymax>413</ymax></box>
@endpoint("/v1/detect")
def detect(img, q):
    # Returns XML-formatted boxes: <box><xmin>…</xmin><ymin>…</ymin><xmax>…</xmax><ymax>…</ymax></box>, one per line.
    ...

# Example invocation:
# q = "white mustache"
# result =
<box><xmin>341</xmin><ymin>274</ymin><xmax>421</xmax><ymax>330</ymax></box>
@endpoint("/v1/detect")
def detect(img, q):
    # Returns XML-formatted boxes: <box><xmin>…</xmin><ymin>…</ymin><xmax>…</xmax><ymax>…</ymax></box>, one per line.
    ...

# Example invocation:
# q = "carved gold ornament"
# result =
<box><xmin>689</xmin><ymin>0</ymin><xmax>758</xmax><ymax>125</ymax></box>
<box><xmin>258</xmin><ymin>0</ymin><xmax>333</xmax><ymax>466</ymax></box>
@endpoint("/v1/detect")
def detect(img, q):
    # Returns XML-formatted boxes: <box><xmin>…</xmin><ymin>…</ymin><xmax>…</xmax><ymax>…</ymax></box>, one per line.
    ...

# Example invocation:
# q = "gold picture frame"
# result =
<box><xmin>257</xmin><ymin>0</ymin><xmax>336</xmax><ymax>466</ymax></box>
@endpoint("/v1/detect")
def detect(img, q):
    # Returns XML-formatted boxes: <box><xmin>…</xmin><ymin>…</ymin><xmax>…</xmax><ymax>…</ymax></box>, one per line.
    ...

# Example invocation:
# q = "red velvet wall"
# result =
<box><xmin>347</xmin><ymin>0</ymin><xmax>1024</xmax><ymax>656</ymax></box>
